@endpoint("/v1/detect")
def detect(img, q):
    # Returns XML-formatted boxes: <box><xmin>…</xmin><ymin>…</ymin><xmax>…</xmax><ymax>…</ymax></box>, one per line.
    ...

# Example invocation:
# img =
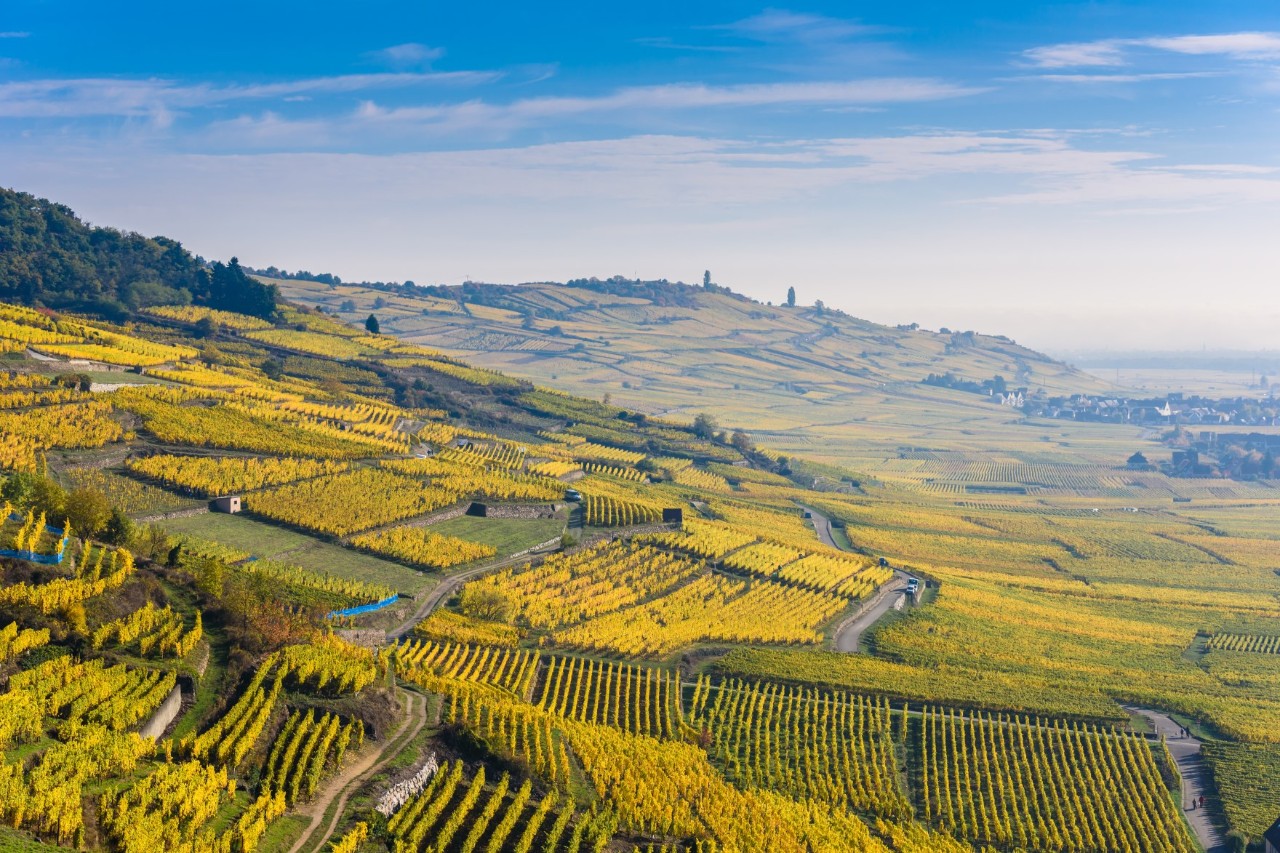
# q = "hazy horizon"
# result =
<box><xmin>5</xmin><ymin>1</ymin><xmax>1279</xmax><ymax>352</ymax></box>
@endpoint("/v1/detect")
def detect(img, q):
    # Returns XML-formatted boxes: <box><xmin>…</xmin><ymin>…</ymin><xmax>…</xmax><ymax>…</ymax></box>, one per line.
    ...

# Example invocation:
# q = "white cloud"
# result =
<box><xmin>717</xmin><ymin>9</ymin><xmax>881</xmax><ymax>43</ymax></box>
<box><xmin>17</xmin><ymin>129</ymin><xmax>1279</xmax><ymax>211</ymax></box>
<box><xmin>1146</xmin><ymin>32</ymin><xmax>1280</xmax><ymax>58</ymax></box>
<box><xmin>0</xmin><ymin>71</ymin><xmax>500</xmax><ymax>119</ymax></box>
<box><xmin>1032</xmin><ymin>72</ymin><xmax>1220</xmax><ymax>84</ymax></box>
<box><xmin>369</xmin><ymin>43</ymin><xmax>446</xmax><ymax>69</ymax></box>
<box><xmin>356</xmin><ymin>78</ymin><xmax>984</xmax><ymax>134</ymax></box>
<box><xmin>1023</xmin><ymin>41</ymin><xmax>1128</xmax><ymax>68</ymax></box>
<box><xmin>0</xmin><ymin>32</ymin><xmax>29</xmax><ymax>39</ymax></box>
<box><xmin>1024</xmin><ymin>31</ymin><xmax>1280</xmax><ymax>68</ymax></box>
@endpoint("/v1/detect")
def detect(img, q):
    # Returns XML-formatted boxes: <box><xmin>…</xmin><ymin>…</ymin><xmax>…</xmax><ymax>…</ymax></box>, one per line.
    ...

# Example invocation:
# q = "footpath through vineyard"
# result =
<box><xmin>801</xmin><ymin>504</ymin><xmax>911</xmax><ymax>652</ymax></box>
<box><xmin>290</xmin><ymin>688</ymin><xmax>430</xmax><ymax>853</ymax></box>
<box><xmin>1127</xmin><ymin>706</ymin><xmax>1229</xmax><ymax>853</ymax></box>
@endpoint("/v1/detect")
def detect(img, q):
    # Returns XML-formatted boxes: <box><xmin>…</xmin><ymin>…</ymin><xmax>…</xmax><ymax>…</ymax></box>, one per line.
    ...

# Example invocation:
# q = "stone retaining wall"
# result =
<box><xmin>473</xmin><ymin>503</ymin><xmax>559</xmax><ymax>520</ymax></box>
<box><xmin>134</xmin><ymin>506</ymin><xmax>210</xmax><ymax>524</ymax></box>
<box><xmin>138</xmin><ymin>684</ymin><xmax>184</xmax><ymax>740</ymax></box>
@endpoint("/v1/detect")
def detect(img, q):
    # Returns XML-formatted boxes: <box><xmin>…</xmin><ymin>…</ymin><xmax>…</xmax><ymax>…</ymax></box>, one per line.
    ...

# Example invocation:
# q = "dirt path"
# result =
<box><xmin>799</xmin><ymin>504</ymin><xmax>911</xmax><ymax>652</ymax></box>
<box><xmin>1126</xmin><ymin>706</ymin><xmax>1228</xmax><ymax>853</ymax></box>
<box><xmin>288</xmin><ymin>688</ymin><xmax>430</xmax><ymax>853</ymax></box>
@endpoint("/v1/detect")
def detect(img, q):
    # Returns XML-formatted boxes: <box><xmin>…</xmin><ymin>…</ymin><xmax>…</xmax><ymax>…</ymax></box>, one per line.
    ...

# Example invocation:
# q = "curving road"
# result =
<box><xmin>386</xmin><ymin>541</ymin><xmax>561</xmax><ymax>641</ymax></box>
<box><xmin>1125</xmin><ymin>706</ymin><xmax>1228</xmax><ymax>853</ymax></box>
<box><xmin>832</xmin><ymin>571</ymin><xmax>911</xmax><ymax>652</ymax></box>
<box><xmin>800</xmin><ymin>504</ymin><xmax>911</xmax><ymax>652</ymax></box>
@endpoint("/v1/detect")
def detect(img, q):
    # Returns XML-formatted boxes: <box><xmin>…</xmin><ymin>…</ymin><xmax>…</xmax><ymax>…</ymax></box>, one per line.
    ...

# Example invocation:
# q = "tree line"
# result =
<box><xmin>0</xmin><ymin>187</ymin><xmax>277</xmax><ymax>321</ymax></box>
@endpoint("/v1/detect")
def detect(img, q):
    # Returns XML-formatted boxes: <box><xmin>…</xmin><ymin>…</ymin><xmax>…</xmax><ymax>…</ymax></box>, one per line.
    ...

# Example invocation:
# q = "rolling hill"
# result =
<box><xmin>271</xmin><ymin>275</ymin><xmax>1125</xmax><ymax>473</ymax></box>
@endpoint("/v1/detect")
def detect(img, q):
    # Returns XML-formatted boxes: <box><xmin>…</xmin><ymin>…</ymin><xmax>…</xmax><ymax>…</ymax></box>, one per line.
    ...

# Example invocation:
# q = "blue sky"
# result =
<box><xmin>3</xmin><ymin>2</ymin><xmax>1279</xmax><ymax>349</ymax></box>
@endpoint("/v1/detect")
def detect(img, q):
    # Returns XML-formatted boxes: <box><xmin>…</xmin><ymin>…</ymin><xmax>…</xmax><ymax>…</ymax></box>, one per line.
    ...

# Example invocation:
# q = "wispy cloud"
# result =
<box><xmin>1032</xmin><ymin>72</ymin><xmax>1221</xmax><ymax>84</ymax></box>
<box><xmin>1024</xmin><ymin>31</ymin><xmax>1280</xmax><ymax>68</ymax></box>
<box><xmin>368</xmin><ymin>43</ymin><xmax>446</xmax><ymax>70</ymax></box>
<box><xmin>21</xmin><ymin>130</ymin><xmax>1280</xmax><ymax>213</ymax></box>
<box><xmin>357</xmin><ymin>78</ymin><xmax>983</xmax><ymax>133</ymax></box>
<box><xmin>633</xmin><ymin>36</ymin><xmax>739</xmax><ymax>53</ymax></box>
<box><xmin>1146</xmin><ymin>32</ymin><xmax>1280</xmax><ymax>58</ymax></box>
<box><xmin>0</xmin><ymin>32</ymin><xmax>29</xmax><ymax>39</ymax></box>
<box><xmin>1023</xmin><ymin>41</ymin><xmax>1128</xmax><ymax>68</ymax></box>
<box><xmin>0</xmin><ymin>71</ymin><xmax>500</xmax><ymax>119</ymax></box>
<box><xmin>716</xmin><ymin>9</ymin><xmax>884</xmax><ymax>43</ymax></box>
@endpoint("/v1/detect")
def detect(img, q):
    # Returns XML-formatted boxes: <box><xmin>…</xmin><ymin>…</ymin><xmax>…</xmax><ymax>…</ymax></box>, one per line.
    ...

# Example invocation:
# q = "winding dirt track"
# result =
<box><xmin>288</xmin><ymin>688</ymin><xmax>430</xmax><ymax>853</ymax></box>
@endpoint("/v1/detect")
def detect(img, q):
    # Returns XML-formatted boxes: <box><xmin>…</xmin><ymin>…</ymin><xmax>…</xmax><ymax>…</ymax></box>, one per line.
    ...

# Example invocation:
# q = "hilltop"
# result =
<box><xmin>270</xmin><ymin>275</ymin><xmax>1119</xmax><ymax>470</ymax></box>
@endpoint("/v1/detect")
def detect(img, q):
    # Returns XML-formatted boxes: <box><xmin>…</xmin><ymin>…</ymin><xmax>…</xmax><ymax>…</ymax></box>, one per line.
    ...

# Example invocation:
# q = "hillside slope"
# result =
<box><xmin>273</xmin><ymin>276</ymin><xmax>1121</xmax><ymax>468</ymax></box>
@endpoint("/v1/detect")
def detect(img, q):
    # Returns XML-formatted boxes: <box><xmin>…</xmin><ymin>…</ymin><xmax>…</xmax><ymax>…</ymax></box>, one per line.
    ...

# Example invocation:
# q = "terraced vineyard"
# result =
<box><xmin>0</xmin><ymin>247</ymin><xmax>1274</xmax><ymax>853</ymax></box>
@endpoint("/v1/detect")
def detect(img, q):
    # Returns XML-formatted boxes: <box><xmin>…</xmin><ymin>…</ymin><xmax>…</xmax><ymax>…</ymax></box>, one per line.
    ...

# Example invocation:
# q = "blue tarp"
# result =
<box><xmin>0</xmin><ymin>548</ymin><xmax>64</xmax><ymax>565</ymax></box>
<box><xmin>3</xmin><ymin>513</ymin><xmax>69</xmax><ymax>563</ymax></box>
<box><xmin>327</xmin><ymin>594</ymin><xmax>400</xmax><ymax>619</ymax></box>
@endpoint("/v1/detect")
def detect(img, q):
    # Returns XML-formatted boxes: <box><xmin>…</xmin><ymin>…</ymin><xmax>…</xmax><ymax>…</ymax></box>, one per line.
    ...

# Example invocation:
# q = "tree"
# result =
<box><xmin>0</xmin><ymin>468</ymin><xmax>36</xmax><ymax>507</ymax></box>
<box><xmin>814</xmin><ymin>299</ymin><xmax>825</xmax><ymax>315</ymax></box>
<box><xmin>102</xmin><ymin>508</ymin><xmax>134</xmax><ymax>546</ymax></box>
<box><xmin>206</xmin><ymin>257</ymin><xmax>278</xmax><ymax>320</ymax></box>
<box><xmin>64</xmin><ymin>487</ymin><xmax>111</xmax><ymax>537</ymax></box>
<box><xmin>1127</xmin><ymin>451</ymin><xmax>1150</xmax><ymax>468</ymax></box>
<box><xmin>193</xmin><ymin>316</ymin><xmax>217</xmax><ymax>338</ymax></box>
<box><xmin>54</xmin><ymin>373</ymin><xmax>91</xmax><ymax>392</ymax></box>
<box><xmin>458</xmin><ymin>586</ymin><xmax>513</xmax><ymax>622</ymax></box>
<box><xmin>786</xmin><ymin>286</ymin><xmax>796</xmax><ymax>307</ymax></box>
<box><xmin>703</xmin><ymin>270</ymin><xmax>711</xmax><ymax>288</ymax></box>
<box><xmin>730</xmin><ymin>430</ymin><xmax>754</xmax><ymax>453</ymax></box>
<box><xmin>692</xmin><ymin>413</ymin><xmax>718</xmax><ymax>440</ymax></box>
<box><xmin>365</xmin><ymin>314</ymin><xmax>380</xmax><ymax>334</ymax></box>
<box><xmin>29</xmin><ymin>475</ymin><xmax>66</xmax><ymax>521</ymax></box>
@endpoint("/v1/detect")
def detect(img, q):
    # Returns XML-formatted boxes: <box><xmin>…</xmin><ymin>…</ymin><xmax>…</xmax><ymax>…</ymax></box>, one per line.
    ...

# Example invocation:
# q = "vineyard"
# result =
<box><xmin>261</xmin><ymin>708</ymin><xmax>363</xmax><ymax>804</ymax></box>
<box><xmin>1207</xmin><ymin>632</ymin><xmax>1280</xmax><ymax>655</ymax></box>
<box><xmin>397</xmin><ymin>639</ymin><xmax>540</xmax><ymax>697</ymax></box>
<box><xmin>351</xmin><ymin>525</ymin><xmax>497</xmax><ymax>568</ymax></box>
<box><xmin>688</xmin><ymin>677</ymin><xmax>910</xmax><ymax>818</ymax></box>
<box><xmin>918</xmin><ymin>707</ymin><xmax>1195</xmax><ymax>852</ymax></box>
<box><xmin>0</xmin><ymin>284</ymin><xmax>1271</xmax><ymax>853</ymax></box>
<box><xmin>537</xmin><ymin>656</ymin><xmax>682</xmax><ymax>738</ymax></box>
<box><xmin>243</xmin><ymin>468</ymin><xmax>456</xmax><ymax>536</ymax></box>
<box><xmin>462</xmin><ymin>541</ymin><xmax>704</xmax><ymax>630</ymax></box>
<box><xmin>552</xmin><ymin>573</ymin><xmax>847</xmax><ymax>658</ymax></box>
<box><xmin>127</xmin><ymin>454</ymin><xmax>350</xmax><ymax>496</ymax></box>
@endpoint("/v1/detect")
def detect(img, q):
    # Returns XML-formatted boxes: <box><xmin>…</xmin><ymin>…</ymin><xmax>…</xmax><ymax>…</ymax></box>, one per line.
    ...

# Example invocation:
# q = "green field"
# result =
<box><xmin>162</xmin><ymin>512</ymin><xmax>433</xmax><ymax>595</ymax></box>
<box><xmin>428</xmin><ymin>514</ymin><xmax>566</xmax><ymax>555</ymax></box>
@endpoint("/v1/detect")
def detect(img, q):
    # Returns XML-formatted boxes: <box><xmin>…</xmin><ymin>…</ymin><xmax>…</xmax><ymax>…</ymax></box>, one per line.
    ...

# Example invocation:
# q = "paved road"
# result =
<box><xmin>833</xmin><ymin>571</ymin><xmax>911</xmax><ymax>652</ymax></box>
<box><xmin>1126</xmin><ymin>706</ymin><xmax>1228</xmax><ymax>853</ymax></box>
<box><xmin>800</xmin><ymin>504</ymin><xmax>911</xmax><ymax>653</ymax></box>
<box><xmin>386</xmin><ymin>543</ymin><xmax>560</xmax><ymax>641</ymax></box>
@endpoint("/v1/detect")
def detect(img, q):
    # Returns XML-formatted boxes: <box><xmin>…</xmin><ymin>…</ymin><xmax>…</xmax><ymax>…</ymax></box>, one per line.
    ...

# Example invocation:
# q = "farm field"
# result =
<box><xmin>273</xmin><ymin>278</ymin><xmax>1157</xmax><ymax>470</ymax></box>
<box><xmin>161</xmin><ymin>512</ymin><xmax>433</xmax><ymax>596</ymax></box>
<box><xmin>0</xmin><ymin>264</ymin><xmax>1274</xmax><ymax>853</ymax></box>
<box><xmin>426</xmin><ymin>513</ymin><xmax>567</xmax><ymax>554</ymax></box>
